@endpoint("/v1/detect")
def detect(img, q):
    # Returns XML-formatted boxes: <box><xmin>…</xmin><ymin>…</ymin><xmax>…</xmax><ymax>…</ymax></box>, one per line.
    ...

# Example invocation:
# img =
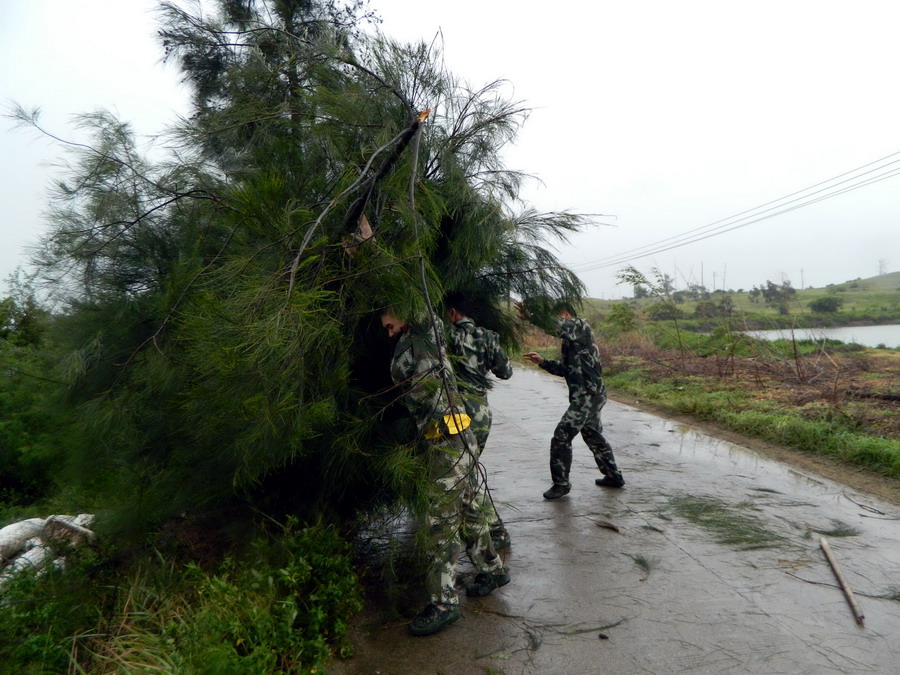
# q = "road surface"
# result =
<box><xmin>332</xmin><ymin>365</ymin><xmax>900</xmax><ymax>674</ymax></box>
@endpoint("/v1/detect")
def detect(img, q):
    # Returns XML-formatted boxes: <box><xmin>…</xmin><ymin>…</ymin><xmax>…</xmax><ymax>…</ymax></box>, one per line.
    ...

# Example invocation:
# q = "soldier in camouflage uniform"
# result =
<box><xmin>517</xmin><ymin>301</ymin><xmax>625</xmax><ymax>499</ymax></box>
<box><xmin>380</xmin><ymin>311</ymin><xmax>510</xmax><ymax>636</ymax></box>
<box><xmin>445</xmin><ymin>291</ymin><xmax>514</xmax><ymax>549</ymax></box>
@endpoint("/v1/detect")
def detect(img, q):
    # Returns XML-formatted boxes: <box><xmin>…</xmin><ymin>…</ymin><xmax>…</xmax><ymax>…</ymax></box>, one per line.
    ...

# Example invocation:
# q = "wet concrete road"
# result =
<box><xmin>332</xmin><ymin>366</ymin><xmax>900</xmax><ymax>674</ymax></box>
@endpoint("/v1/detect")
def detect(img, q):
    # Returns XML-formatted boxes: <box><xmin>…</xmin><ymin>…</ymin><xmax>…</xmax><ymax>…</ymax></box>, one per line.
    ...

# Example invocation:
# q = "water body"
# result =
<box><xmin>747</xmin><ymin>324</ymin><xmax>900</xmax><ymax>348</ymax></box>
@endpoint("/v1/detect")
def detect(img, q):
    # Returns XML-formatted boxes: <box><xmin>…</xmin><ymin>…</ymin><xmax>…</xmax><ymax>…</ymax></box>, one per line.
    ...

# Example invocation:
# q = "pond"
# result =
<box><xmin>746</xmin><ymin>324</ymin><xmax>900</xmax><ymax>349</ymax></box>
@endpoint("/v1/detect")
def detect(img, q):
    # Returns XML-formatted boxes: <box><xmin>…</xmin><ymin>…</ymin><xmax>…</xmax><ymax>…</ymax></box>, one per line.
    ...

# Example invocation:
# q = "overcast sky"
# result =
<box><xmin>3</xmin><ymin>0</ymin><xmax>899</xmax><ymax>299</ymax></box>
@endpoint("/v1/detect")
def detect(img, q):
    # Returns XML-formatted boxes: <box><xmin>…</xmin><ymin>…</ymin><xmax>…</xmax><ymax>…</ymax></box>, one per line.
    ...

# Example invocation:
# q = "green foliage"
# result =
<box><xmin>667</xmin><ymin>495</ymin><xmax>785</xmax><ymax>550</ymax></box>
<box><xmin>0</xmin><ymin>544</ymin><xmax>116</xmax><ymax>673</ymax></box>
<box><xmin>605</xmin><ymin>302</ymin><xmax>640</xmax><ymax>335</ymax></box>
<box><xmin>169</xmin><ymin>521</ymin><xmax>362</xmax><ymax>673</ymax></box>
<box><xmin>1</xmin><ymin>297</ymin><xmax>44</xmax><ymax>347</ymax></box>
<box><xmin>0</xmin><ymin>521</ymin><xmax>361</xmax><ymax>674</ymax></box>
<box><xmin>0</xmin><ymin>288</ymin><xmax>60</xmax><ymax>508</ymax></box>
<box><xmin>693</xmin><ymin>300</ymin><xmax>718</xmax><ymax>318</ymax></box>
<box><xmin>4</xmin><ymin>2</ymin><xmax>606</xmax><ymax>666</ymax></box>
<box><xmin>7</xmin><ymin>0</ymin><xmax>594</xmax><ymax>531</ymax></box>
<box><xmin>595</xmin><ymin>268</ymin><xmax>900</xmax><ymax>332</ymax></box>
<box><xmin>749</xmin><ymin>280</ymin><xmax>797</xmax><ymax>315</ymax></box>
<box><xmin>647</xmin><ymin>302</ymin><xmax>684</xmax><ymax>321</ymax></box>
<box><xmin>0</xmin><ymin>354</ymin><xmax>60</xmax><ymax>507</ymax></box>
<box><xmin>808</xmin><ymin>295</ymin><xmax>844</xmax><ymax>313</ymax></box>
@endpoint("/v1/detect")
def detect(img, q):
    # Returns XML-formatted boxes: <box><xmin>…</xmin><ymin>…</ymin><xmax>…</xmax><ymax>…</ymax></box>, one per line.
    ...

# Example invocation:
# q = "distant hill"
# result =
<box><xmin>584</xmin><ymin>270</ymin><xmax>900</xmax><ymax>329</ymax></box>
<box><xmin>588</xmin><ymin>271</ymin><xmax>900</xmax><ymax>302</ymax></box>
<box><xmin>825</xmin><ymin>271</ymin><xmax>900</xmax><ymax>292</ymax></box>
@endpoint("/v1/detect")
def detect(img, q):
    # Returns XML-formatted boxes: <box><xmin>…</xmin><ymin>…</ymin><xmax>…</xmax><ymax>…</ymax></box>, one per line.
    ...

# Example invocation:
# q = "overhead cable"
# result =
<box><xmin>569</xmin><ymin>150</ymin><xmax>900</xmax><ymax>273</ymax></box>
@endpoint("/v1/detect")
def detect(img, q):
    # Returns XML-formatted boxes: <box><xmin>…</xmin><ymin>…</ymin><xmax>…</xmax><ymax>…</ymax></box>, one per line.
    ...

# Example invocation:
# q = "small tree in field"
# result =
<box><xmin>618</xmin><ymin>265</ymin><xmax>689</xmax><ymax>362</ymax></box>
<box><xmin>809</xmin><ymin>296</ymin><xmax>843</xmax><ymax>314</ymax></box>
<box><xmin>750</xmin><ymin>279</ymin><xmax>796</xmax><ymax>314</ymax></box>
<box><xmin>606</xmin><ymin>302</ymin><xmax>639</xmax><ymax>335</ymax></box>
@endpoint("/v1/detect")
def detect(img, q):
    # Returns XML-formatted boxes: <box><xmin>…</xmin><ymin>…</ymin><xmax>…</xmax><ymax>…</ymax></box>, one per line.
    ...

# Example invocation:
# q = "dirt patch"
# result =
<box><xmin>610</xmin><ymin>392</ymin><xmax>900</xmax><ymax>508</ymax></box>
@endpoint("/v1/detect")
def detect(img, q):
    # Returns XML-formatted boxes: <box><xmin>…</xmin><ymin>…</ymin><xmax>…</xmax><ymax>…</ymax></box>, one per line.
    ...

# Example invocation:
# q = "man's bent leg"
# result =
<box><xmin>549</xmin><ymin>400</ymin><xmax>588</xmax><ymax>487</ymax></box>
<box><xmin>580</xmin><ymin>391</ymin><xmax>624</xmax><ymax>484</ymax></box>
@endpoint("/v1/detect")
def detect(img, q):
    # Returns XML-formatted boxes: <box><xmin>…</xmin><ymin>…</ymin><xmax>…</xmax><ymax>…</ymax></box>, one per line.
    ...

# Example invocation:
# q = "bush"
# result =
<box><xmin>0</xmin><ymin>344</ymin><xmax>60</xmax><ymax>508</ymax></box>
<box><xmin>693</xmin><ymin>300</ymin><xmax>719</xmax><ymax>318</ymax></box>
<box><xmin>808</xmin><ymin>296</ymin><xmax>844</xmax><ymax>313</ymax></box>
<box><xmin>172</xmin><ymin>521</ymin><xmax>362</xmax><ymax>673</ymax></box>
<box><xmin>0</xmin><ymin>543</ymin><xmax>116</xmax><ymax>673</ymax></box>
<box><xmin>605</xmin><ymin>302</ymin><xmax>639</xmax><ymax>334</ymax></box>
<box><xmin>647</xmin><ymin>302</ymin><xmax>684</xmax><ymax>321</ymax></box>
<box><xmin>0</xmin><ymin>520</ymin><xmax>362</xmax><ymax>674</ymax></box>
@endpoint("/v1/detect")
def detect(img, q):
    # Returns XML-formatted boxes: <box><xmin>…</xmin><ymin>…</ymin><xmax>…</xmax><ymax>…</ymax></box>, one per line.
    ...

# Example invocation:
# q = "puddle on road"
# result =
<box><xmin>651</xmin><ymin>420</ymin><xmax>846</xmax><ymax>494</ymax></box>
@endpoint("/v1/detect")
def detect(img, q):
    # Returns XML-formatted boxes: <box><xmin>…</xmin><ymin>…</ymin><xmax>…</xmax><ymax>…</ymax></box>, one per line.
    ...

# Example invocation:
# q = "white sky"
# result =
<box><xmin>2</xmin><ymin>0</ymin><xmax>899</xmax><ymax>299</ymax></box>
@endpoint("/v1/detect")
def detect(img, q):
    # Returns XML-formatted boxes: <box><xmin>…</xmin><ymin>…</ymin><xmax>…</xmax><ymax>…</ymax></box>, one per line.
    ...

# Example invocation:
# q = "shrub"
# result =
<box><xmin>0</xmin><ymin>520</ymin><xmax>362</xmax><ymax>674</ymax></box>
<box><xmin>647</xmin><ymin>302</ymin><xmax>684</xmax><ymax>321</ymax></box>
<box><xmin>605</xmin><ymin>302</ymin><xmax>640</xmax><ymax>334</ymax></box>
<box><xmin>808</xmin><ymin>296</ymin><xmax>843</xmax><ymax>313</ymax></box>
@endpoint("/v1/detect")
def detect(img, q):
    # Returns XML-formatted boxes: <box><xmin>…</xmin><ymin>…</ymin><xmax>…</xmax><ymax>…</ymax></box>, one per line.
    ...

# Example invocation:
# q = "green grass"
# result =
<box><xmin>0</xmin><ymin>520</ymin><xmax>361</xmax><ymax>674</ymax></box>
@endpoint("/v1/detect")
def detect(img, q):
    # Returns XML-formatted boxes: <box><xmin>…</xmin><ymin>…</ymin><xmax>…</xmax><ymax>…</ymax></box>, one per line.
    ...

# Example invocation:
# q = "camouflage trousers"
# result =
<box><xmin>462</xmin><ymin>394</ymin><xmax>503</xmax><ymax>531</ymax></box>
<box><xmin>549</xmin><ymin>385</ymin><xmax>623</xmax><ymax>488</ymax></box>
<box><xmin>424</xmin><ymin>428</ymin><xmax>503</xmax><ymax>606</ymax></box>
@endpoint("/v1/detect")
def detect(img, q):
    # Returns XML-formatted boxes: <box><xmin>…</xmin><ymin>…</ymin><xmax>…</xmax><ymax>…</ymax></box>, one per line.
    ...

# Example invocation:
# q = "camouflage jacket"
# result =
<box><xmin>389</xmin><ymin>318</ymin><xmax>459</xmax><ymax>435</ymax></box>
<box><xmin>539</xmin><ymin>317</ymin><xmax>604</xmax><ymax>396</ymax></box>
<box><xmin>448</xmin><ymin>318</ymin><xmax>513</xmax><ymax>397</ymax></box>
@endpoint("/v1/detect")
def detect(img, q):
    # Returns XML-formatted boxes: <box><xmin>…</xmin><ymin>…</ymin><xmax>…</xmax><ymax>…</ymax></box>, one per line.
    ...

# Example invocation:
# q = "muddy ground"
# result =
<box><xmin>330</xmin><ymin>366</ymin><xmax>900</xmax><ymax>675</ymax></box>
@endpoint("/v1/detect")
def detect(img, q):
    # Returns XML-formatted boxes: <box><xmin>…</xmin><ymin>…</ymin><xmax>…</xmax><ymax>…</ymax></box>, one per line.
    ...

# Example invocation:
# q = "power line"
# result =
<box><xmin>573</xmin><ymin>152</ymin><xmax>900</xmax><ymax>268</ymax></box>
<box><xmin>576</xmin><ymin>163</ymin><xmax>900</xmax><ymax>272</ymax></box>
<box><xmin>569</xmin><ymin>151</ymin><xmax>900</xmax><ymax>273</ymax></box>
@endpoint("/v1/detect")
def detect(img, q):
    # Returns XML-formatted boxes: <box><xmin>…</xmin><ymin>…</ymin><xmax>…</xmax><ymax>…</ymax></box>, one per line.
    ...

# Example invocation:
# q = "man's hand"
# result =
<box><xmin>522</xmin><ymin>351</ymin><xmax>544</xmax><ymax>366</ymax></box>
<box><xmin>357</xmin><ymin>214</ymin><xmax>373</xmax><ymax>240</ymax></box>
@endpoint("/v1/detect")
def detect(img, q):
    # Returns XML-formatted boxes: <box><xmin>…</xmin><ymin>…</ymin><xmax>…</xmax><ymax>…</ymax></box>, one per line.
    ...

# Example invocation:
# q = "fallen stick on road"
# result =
<box><xmin>819</xmin><ymin>537</ymin><xmax>865</xmax><ymax>627</ymax></box>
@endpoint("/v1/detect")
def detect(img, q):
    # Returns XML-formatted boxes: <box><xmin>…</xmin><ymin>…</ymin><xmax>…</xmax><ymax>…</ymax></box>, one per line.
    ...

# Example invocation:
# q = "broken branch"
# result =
<box><xmin>819</xmin><ymin>536</ymin><xmax>865</xmax><ymax>627</ymax></box>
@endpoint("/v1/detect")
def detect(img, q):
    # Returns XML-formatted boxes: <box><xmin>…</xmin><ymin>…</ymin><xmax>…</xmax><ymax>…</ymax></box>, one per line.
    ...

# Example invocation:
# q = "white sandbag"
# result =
<box><xmin>44</xmin><ymin>516</ymin><xmax>96</xmax><ymax>546</ymax></box>
<box><xmin>9</xmin><ymin>543</ymin><xmax>52</xmax><ymax>572</ymax></box>
<box><xmin>0</xmin><ymin>543</ymin><xmax>55</xmax><ymax>591</ymax></box>
<box><xmin>0</xmin><ymin>518</ymin><xmax>45</xmax><ymax>562</ymax></box>
<box><xmin>49</xmin><ymin>513</ymin><xmax>95</xmax><ymax>529</ymax></box>
<box><xmin>73</xmin><ymin>514</ymin><xmax>95</xmax><ymax>528</ymax></box>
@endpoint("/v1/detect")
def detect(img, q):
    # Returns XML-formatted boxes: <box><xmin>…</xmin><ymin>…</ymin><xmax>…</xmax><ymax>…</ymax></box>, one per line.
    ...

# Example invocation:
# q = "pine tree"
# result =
<box><xmin>18</xmin><ymin>0</ymin><xmax>593</xmax><ymax>534</ymax></box>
